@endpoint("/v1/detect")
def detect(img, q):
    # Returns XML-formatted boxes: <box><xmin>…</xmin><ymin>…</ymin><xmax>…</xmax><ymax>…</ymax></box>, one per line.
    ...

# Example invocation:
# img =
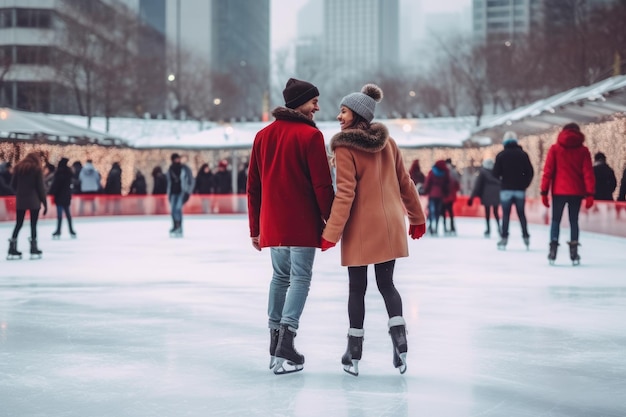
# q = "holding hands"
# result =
<box><xmin>409</xmin><ymin>223</ymin><xmax>426</xmax><ymax>240</ymax></box>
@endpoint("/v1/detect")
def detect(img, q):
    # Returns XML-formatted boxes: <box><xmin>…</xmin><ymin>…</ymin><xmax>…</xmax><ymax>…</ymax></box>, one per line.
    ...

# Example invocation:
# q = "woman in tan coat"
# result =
<box><xmin>321</xmin><ymin>84</ymin><xmax>426</xmax><ymax>376</ymax></box>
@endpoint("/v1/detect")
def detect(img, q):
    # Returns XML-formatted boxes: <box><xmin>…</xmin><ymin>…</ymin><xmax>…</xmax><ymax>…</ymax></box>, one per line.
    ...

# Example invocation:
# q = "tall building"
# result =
<box><xmin>210</xmin><ymin>0</ymin><xmax>270</xmax><ymax>120</ymax></box>
<box><xmin>472</xmin><ymin>0</ymin><xmax>543</xmax><ymax>44</ymax></box>
<box><xmin>295</xmin><ymin>0</ymin><xmax>323</xmax><ymax>80</ymax></box>
<box><xmin>323</xmin><ymin>0</ymin><xmax>399</xmax><ymax>75</ymax></box>
<box><xmin>164</xmin><ymin>0</ymin><xmax>270</xmax><ymax>121</ymax></box>
<box><xmin>0</xmin><ymin>0</ymin><xmax>163</xmax><ymax>116</ymax></box>
<box><xmin>138</xmin><ymin>0</ymin><xmax>167</xmax><ymax>116</ymax></box>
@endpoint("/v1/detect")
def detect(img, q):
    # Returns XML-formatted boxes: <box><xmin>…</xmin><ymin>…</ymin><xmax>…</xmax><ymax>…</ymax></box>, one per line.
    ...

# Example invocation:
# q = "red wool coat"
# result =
<box><xmin>247</xmin><ymin>107</ymin><xmax>334</xmax><ymax>248</ymax></box>
<box><xmin>540</xmin><ymin>129</ymin><xmax>595</xmax><ymax>197</ymax></box>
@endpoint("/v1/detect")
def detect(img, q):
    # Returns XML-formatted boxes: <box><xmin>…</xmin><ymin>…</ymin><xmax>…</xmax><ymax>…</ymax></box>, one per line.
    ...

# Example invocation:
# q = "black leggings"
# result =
<box><xmin>12</xmin><ymin>209</ymin><xmax>40</xmax><ymax>239</ymax></box>
<box><xmin>347</xmin><ymin>260</ymin><xmax>402</xmax><ymax>329</ymax></box>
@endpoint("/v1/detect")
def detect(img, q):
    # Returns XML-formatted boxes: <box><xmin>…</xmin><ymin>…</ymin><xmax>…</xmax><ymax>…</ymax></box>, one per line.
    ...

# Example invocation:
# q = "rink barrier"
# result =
<box><xmin>1</xmin><ymin>195</ymin><xmax>625</xmax><ymax>238</ymax></box>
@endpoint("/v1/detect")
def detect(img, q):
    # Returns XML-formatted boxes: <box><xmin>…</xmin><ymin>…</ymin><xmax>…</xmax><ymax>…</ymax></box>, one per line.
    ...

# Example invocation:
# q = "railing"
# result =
<box><xmin>1</xmin><ymin>195</ymin><xmax>625</xmax><ymax>238</ymax></box>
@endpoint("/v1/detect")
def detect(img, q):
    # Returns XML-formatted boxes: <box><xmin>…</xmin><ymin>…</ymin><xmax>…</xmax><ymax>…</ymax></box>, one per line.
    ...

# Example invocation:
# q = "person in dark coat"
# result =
<box><xmin>0</xmin><ymin>162</ymin><xmax>14</xmax><ymax>196</ymax></box>
<box><xmin>492</xmin><ymin>131</ymin><xmax>534</xmax><ymax>249</ymax></box>
<box><xmin>166</xmin><ymin>153</ymin><xmax>194</xmax><ymax>235</ymax></box>
<box><xmin>541</xmin><ymin>123</ymin><xmax>595</xmax><ymax>264</ymax></box>
<box><xmin>408</xmin><ymin>159</ymin><xmax>425</xmax><ymax>192</ymax></box>
<box><xmin>104</xmin><ymin>162</ymin><xmax>122</xmax><ymax>195</ymax></box>
<box><xmin>618</xmin><ymin>167</ymin><xmax>626</xmax><ymax>202</ymax></box>
<box><xmin>49</xmin><ymin>157</ymin><xmax>76</xmax><ymax>239</ymax></box>
<box><xmin>422</xmin><ymin>160</ymin><xmax>450</xmax><ymax>236</ymax></box>
<box><xmin>237</xmin><ymin>162</ymin><xmax>248</xmax><ymax>194</ymax></box>
<box><xmin>71</xmin><ymin>161</ymin><xmax>82</xmax><ymax>194</ymax></box>
<box><xmin>193</xmin><ymin>163</ymin><xmax>214</xmax><ymax>194</ymax></box>
<box><xmin>43</xmin><ymin>162</ymin><xmax>55</xmax><ymax>194</ymax></box>
<box><xmin>592</xmin><ymin>152</ymin><xmax>617</xmax><ymax>201</ymax></box>
<box><xmin>151</xmin><ymin>166</ymin><xmax>167</xmax><ymax>195</ymax></box>
<box><xmin>468</xmin><ymin>158</ymin><xmax>501</xmax><ymax>238</ymax></box>
<box><xmin>7</xmin><ymin>152</ymin><xmax>47</xmax><ymax>259</ymax></box>
<box><xmin>129</xmin><ymin>171</ymin><xmax>147</xmax><ymax>195</ymax></box>
<box><xmin>213</xmin><ymin>160</ymin><xmax>232</xmax><ymax>194</ymax></box>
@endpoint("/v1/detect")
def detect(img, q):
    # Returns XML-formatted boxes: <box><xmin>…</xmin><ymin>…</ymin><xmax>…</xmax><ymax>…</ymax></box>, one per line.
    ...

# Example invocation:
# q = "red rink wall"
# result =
<box><xmin>1</xmin><ymin>195</ymin><xmax>625</xmax><ymax>238</ymax></box>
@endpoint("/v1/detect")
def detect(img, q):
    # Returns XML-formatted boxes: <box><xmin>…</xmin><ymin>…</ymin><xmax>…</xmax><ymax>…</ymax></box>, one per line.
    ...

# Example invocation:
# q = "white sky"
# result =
<box><xmin>270</xmin><ymin>0</ymin><xmax>472</xmax><ymax>50</ymax></box>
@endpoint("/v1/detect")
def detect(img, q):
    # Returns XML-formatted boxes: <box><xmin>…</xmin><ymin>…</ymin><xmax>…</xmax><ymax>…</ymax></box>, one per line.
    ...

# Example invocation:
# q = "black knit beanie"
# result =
<box><xmin>282</xmin><ymin>78</ymin><xmax>319</xmax><ymax>109</ymax></box>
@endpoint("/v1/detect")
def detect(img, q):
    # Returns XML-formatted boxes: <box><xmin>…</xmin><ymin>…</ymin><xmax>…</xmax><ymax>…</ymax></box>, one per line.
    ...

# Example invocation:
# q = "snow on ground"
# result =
<box><xmin>1</xmin><ymin>215</ymin><xmax>625</xmax><ymax>417</ymax></box>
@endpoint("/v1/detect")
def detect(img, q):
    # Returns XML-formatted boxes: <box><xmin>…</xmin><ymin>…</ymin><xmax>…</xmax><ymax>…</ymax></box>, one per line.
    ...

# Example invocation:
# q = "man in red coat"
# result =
<box><xmin>541</xmin><ymin>123</ymin><xmax>595</xmax><ymax>265</ymax></box>
<box><xmin>247</xmin><ymin>78</ymin><xmax>334</xmax><ymax>374</ymax></box>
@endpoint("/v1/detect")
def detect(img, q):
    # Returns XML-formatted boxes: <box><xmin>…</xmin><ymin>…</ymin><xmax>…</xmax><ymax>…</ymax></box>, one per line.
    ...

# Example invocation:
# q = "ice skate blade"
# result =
<box><xmin>269</xmin><ymin>356</ymin><xmax>276</xmax><ymax>370</ymax></box>
<box><xmin>395</xmin><ymin>352</ymin><xmax>407</xmax><ymax>374</ymax></box>
<box><xmin>6</xmin><ymin>254</ymin><xmax>22</xmax><ymax>261</ymax></box>
<box><xmin>52</xmin><ymin>235</ymin><xmax>60</xmax><ymax>240</ymax></box>
<box><xmin>342</xmin><ymin>359</ymin><xmax>359</xmax><ymax>376</ymax></box>
<box><xmin>30</xmin><ymin>254</ymin><xmax>42</xmax><ymax>260</ymax></box>
<box><xmin>273</xmin><ymin>358</ymin><xmax>304</xmax><ymax>375</ymax></box>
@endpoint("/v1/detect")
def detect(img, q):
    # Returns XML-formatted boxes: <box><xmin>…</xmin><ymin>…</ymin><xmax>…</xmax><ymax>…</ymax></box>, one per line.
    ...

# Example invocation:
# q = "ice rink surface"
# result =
<box><xmin>1</xmin><ymin>215</ymin><xmax>625</xmax><ymax>417</ymax></box>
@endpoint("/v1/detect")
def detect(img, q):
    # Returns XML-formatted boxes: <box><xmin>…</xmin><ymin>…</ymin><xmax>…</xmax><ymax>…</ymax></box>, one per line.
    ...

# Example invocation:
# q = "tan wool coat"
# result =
<box><xmin>322</xmin><ymin>123</ymin><xmax>426</xmax><ymax>266</ymax></box>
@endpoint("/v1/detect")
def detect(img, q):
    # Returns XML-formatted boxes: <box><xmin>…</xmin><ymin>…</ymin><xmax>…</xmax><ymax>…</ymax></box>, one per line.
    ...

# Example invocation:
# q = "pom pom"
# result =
<box><xmin>361</xmin><ymin>84</ymin><xmax>383</xmax><ymax>103</ymax></box>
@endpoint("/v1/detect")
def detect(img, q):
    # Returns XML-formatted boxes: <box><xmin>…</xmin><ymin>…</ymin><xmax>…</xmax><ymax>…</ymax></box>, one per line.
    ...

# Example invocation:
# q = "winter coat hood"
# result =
<box><xmin>330</xmin><ymin>123</ymin><xmax>388</xmax><ymax>153</ymax></box>
<box><xmin>557</xmin><ymin>128</ymin><xmax>585</xmax><ymax>148</ymax></box>
<box><xmin>82</xmin><ymin>163</ymin><xmax>97</xmax><ymax>175</ymax></box>
<box><xmin>272</xmin><ymin>106</ymin><xmax>317</xmax><ymax>128</ymax></box>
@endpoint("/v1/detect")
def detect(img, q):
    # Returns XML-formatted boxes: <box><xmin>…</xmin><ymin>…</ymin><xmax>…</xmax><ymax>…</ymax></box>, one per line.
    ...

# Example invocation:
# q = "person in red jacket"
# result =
<box><xmin>247</xmin><ymin>78</ymin><xmax>335</xmax><ymax>374</ymax></box>
<box><xmin>540</xmin><ymin>123</ymin><xmax>595</xmax><ymax>265</ymax></box>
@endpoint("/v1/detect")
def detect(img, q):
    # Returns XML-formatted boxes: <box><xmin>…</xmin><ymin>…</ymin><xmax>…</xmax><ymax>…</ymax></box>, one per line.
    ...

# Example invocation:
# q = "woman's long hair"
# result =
<box><xmin>346</xmin><ymin>111</ymin><xmax>371</xmax><ymax>131</ymax></box>
<box><xmin>14</xmin><ymin>152</ymin><xmax>42</xmax><ymax>175</ymax></box>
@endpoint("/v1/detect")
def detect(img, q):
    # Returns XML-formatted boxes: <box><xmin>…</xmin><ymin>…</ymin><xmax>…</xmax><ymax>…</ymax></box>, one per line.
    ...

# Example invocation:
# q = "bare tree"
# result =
<box><xmin>0</xmin><ymin>45</ymin><xmax>12</xmax><ymax>105</ymax></box>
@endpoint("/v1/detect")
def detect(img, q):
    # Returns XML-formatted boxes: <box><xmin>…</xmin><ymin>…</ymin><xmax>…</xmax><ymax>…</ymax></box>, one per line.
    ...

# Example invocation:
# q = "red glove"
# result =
<box><xmin>585</xmin><ymin>195</ymin><xmax>594</xmax><ymax>209</ymax></box>
<box><xmin>541</xmin><ymin>194</ymin><xmax>550</xmax><ymax>208</ymax></box>
<box><xmin>321</xmin><ymin>237</ymin><xmax>336</xmax><ymax>251</ymax></box>
<box><xmin>409</xmin><ymin>224</ymin><xmax>426</xmax><ymax>240</ymax></box>
<box><xmin>467</xmin><ymin>198</ymin><xmax>473</xmax><ymax>207</ymax></box>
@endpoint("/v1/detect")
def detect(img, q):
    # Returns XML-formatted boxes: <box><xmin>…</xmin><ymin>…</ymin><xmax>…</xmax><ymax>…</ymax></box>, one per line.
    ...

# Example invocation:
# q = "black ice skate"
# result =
<box><xmin>523</xmin><ymin>235</ymin><xmax>530</xmax><ymax>251</ymax></box>
<box><xmin>268</xmin><ymin>328</ymin><xmax>279</xmax><ymax>369</ymax></box>
<box><xmin>341</xmin><ymin>328</ymin><xmax>364</xmax><ymax>376</ymax></box>
<box><xmin>567</xmin><ymin>241</ymin><xmax>580</xmax><ymax>266</ymax></box>
<box><xmin>388</xmin><ymin>316</ymin><xmax>408</xmax><ymax>374</ymax></box>
<box><xmin>52</xmin><ymin>230</ymin><xmax>61</xmax><ymax>240</ymax></box>
<box><xmin>497</xmin><ymin>237</ymin><xmax>508</xmax><ymax>250</ymax></box>
<box><xmin>7</xmin><ymin>238</ymin><xmax>22</xmax><ymax>260</ymax></box>
<box><xmin>29</xmin><ymin>238</ymin><xmax>42</xmax><ymax>259</ymax></box>
<box><xmin>273</xmin><ymin>325</ymin><xmax>304</xmax><ymax>375</ymax></box>
<box><xmin>169</xmin><ymin>221</ymin><xmax>183</xmax><ymax>238</ymax></box>
<box><xmin>548</xmin><ymin>241</ymin><xmax>559</xmax><ymax>265</ymax></box>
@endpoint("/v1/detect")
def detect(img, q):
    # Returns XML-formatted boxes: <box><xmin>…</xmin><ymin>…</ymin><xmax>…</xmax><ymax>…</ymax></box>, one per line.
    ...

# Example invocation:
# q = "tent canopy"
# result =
<box><xmin>0</xmin><ymin>108</ymin><xmax>128</xmax><ymax>147</ymax></box>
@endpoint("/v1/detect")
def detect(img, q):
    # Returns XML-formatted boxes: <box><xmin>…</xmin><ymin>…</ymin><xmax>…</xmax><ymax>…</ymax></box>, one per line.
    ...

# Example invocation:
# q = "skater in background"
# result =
<box><xmin>49</xmin><ymin>157</ymin><xmax>77</xmax><ymax>239</ymax></box>
<box><xmin>193</xmin><ymin>163</ymin><xmax>214</xmax><ymax>194</ymax></box>
<box><xmin>468</xmin><ymin>158</ymin><xmax>501</xmax><ymax>238</ymax></box>
<box><xmin>541</xmin><ymin>123</ymin><xmax>595</xmax><ymax>265</ymax></box>
<box><xmin>151</xmin><ymin>166</ymin><xmax>167</xmax><ymax>195</ymax></box>
<box><xmin>43</xmin><ymin>162</ymin><xmax>55</xmax><ymax>193</ymax></box>
<box><xmin>492</xmin><ymin>131</ymin><xmax>534</xmax><ymax>250</ymax></box>
<box><xmin>618</xmin><ymin>166</ymin><xmax>626</xmax><ymax>202</ymax></box>
<box><xmin>237</xmin><ymin>161</ymin><xmax>248</xmax><ymax>194</ymax></box>
<box><xmin>71</xmin><ymin>161</ymin><xmax>82</xmax><ymax>194</ymax></box>
<box><xmin>408</xmin><ymin>159</ymin><xmax>425</xmax><ymax>192</ymax></box>
<box><xmin>422</xmin><ymin>160</ymin><xmax>449</xmax><ymax>236</ymax></box>
<box><xmin>0</xmin><ymin>161</ymin><xmax>14</xmax><ymax>195</ymax></box>
<box><xmin>321</xmin><ymin>84</ymin><xmax>426</xmax><ymax>376</ymax></box>
<box><xmin>104</xmin><ymin>162</ymin><xmax>122</xmax><ymax>215</ymax></box>
<box><xmin>129</xmin><ymin>170</ymin><xmax>147</xmax><ymax>195</ymax></box>
<box><xmin>78</xmin><ymin>159</ymin><xmax>101</xmax><ymax>215</ymax></box>
<box><xmin>7</xmin><ymin>152</ymin><xmax>47</xmax><ymax>260</ymax></box>
<box><xmin>592</xmin><ymin>152</ymin><xmax>617</xmax><ymax>201</ymax></box>
<box><xmin>247</xmin><ymin>78</ymin><xmax>334</xmax><ymax>375</ymax></box>
<box><xmin>166</xmin><ymin>153</ymin><xmax>194</xmax><ymax>236</ymax></box>
<box><xmin>213</xmin><ymin>160</ymin><xmax>232</xmax><ymax>195</ymax></box>
<box><xmin>442</xmin><ymin>158</ymin><xmax>460</xmax><ymax>235</ymax></box>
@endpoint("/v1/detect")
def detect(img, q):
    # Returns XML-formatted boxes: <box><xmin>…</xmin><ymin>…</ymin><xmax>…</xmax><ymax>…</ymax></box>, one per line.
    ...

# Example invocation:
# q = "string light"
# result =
<box><xmin>1</xmin><ymin>115</ymin><xmax>624</xmax><ymax>196</ymax></box>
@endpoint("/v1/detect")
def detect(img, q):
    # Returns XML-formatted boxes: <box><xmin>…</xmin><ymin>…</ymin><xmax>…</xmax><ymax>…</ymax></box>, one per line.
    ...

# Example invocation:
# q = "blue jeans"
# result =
<box><xmin>168</xmin><ymin>193</ymin><xmax>184</xmax><ymax>222</ymax></box>
<box><xmin>268</xmin><ymin>247</ymin><xmax>316</xmax><ymax>330</ymax></box>
<box><xmin>428</xmin><ymin>198</ymin><xmax>443</xmax><ymax>233</ymax></box>
<box><xmin>500</xmin><ymin>190</ymin><xmax>529</xmax><ymax>238</ymax></box>
<box><xmin>550</xmin><ymin>195</ymin><xmax>582</xmax><ymax>242</ymax></box>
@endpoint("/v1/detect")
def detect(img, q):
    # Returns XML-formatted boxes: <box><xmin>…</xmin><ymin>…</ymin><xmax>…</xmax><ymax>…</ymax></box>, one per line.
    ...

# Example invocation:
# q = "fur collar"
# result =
<box><xmin>330</xmin><ymin>123</ymin><xmax>389</xmax><ymax>153</ymax></box>
<box><xmin>271</xmin><ymin>107</ymin><xmax>317</xmax><ymax>128</ymax></box>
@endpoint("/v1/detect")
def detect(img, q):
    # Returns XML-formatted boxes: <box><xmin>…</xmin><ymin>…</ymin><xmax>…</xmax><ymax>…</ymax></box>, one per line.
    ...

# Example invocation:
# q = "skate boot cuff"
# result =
<box><xmin>388</xmin><ymin>316</ymin><xmax>406</xmax><ymax>328</ymax></box>
<box><xmin>348</xmin><ymin>328</ymin><xmax>364</xmax><ymax>337</ymax></box>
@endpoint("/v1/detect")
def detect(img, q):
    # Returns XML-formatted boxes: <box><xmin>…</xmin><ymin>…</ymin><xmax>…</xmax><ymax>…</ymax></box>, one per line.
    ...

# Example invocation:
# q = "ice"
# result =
<box><xmin>1</xmin><ymin>215</ymin><xmax>625</xmax><ymax>417</ymax></box>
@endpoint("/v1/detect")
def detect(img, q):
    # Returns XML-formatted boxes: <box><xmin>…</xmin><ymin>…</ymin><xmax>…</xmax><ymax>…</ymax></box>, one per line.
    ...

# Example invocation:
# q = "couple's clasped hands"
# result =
<box><xmin>320</xmin><ymin>223</ymin><xmax>426</xmax><ymax>252</ymax></box>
